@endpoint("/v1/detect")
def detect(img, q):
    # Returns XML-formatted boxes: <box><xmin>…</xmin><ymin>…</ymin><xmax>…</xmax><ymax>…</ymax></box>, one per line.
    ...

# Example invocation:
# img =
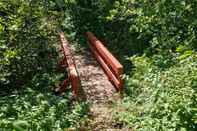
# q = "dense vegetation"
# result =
<box><xmin>0</xmin><ymin>0</ymin><xmax>60</xmax><ymax>89</ymax></box>
<box><xmin>0</xmin><ymin>1</ymin><xmax>88</xmax><ymax>130</ymax></box>
<box><xmin>1</xmin><ymin>0</ymin><xmax>197</xmax><ymax>130</ymax></box>
<box><xmin>64</xmin><ymin>0</ymin><xmax>197</xmax><ymax>130</ymax></box>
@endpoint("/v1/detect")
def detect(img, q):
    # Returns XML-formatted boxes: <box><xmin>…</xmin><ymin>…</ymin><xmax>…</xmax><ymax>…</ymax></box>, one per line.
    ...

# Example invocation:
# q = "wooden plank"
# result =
<box><xmin>86</xmin><ymin>32</ymin><xmax>123</xmax><ymax>89</ymax></box>
<box><xmin>59</xmin><ymin>32</ymin><xmax>79</xmax><ymax>96</ymax></box>
<box><xmin>88</xmin><ymin>42</ymin><xmax>122</xmax><ymax>89</ymax></box>
<box><xmin>86</xmin><ymin>32</ymin><xmax>123</xmax><ymax>78</ymax></box>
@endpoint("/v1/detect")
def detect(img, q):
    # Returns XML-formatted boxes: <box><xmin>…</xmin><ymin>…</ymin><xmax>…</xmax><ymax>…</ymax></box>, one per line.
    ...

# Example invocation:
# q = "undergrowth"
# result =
<box><xmin>0</xmin><ymin>1</ymin><xmax>89</xmax><ymax>130</ymax></box>
<box><xmin>113</xmin><ymin>53</ymin><xmax>197</xmax><ymax>130</ymax></box>
<box><xmin>0</xmin><ymin>73</ymin><xmax>88</xmax><ymax>131</ymax></box>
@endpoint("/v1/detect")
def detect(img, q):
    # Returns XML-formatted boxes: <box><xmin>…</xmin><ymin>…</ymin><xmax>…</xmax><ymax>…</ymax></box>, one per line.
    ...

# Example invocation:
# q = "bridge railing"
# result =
<box><xmin>86</xmin><ymin>32</ymin><xmax>123</xmax><ymax>90</ymax></box>
<box><xmin>59</xmin><ymin>32</ymin><xmax>79</xmax><ymax>96</ymax></box>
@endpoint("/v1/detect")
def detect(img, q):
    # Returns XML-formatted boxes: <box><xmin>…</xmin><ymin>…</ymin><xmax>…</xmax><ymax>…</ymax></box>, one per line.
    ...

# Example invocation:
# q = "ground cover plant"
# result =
<box><xmin>114</xmin><ymin>54</ymin><xmax>197</xmax><ymax>130</ymax></box>
<box><xmin>0</xmin><ymin>0</ymin><xmax>88</xmax><ymax>130</ymax></box>
<box><xmin>0</xmin><ymin>73</ymin><xmax>88</xmax><ymax>130</ymax></box>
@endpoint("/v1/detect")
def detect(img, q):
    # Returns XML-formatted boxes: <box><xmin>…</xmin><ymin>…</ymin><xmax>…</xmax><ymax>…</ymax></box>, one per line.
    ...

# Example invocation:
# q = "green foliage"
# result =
<box><xmin>114</xmin><ymin>54</ymin><xmax>197</xmax><ymax>130</ymax></box>
<box><xmin>0</xmin><ymin>73</ymin><xmax>88</xmax><ymax>130</ymax></box>
<box><xmin>107</xmin><ymin>0</ymin><xmax>197</xmax><ymax>51</ymax></box>
<box><xmin>0</xmin><ymin>1</ymin><xmax>89</xmax><ymax>130</ymax></box>
<box><xmin>0</xmin><ymin>0</ymin><xmax>61</xmax><ymax>88</ymax></box>
<box><xmin>64</xmin><ymin>0</ymin><xmax>197</xmax><ymax>66</ymax></box>
<box><xmin>61</xmin><ymin>1</ymin><xmax>197</xmax><ymax>130</ymax></box>
<box><xmin>1</xmin><ymin>0</ymin><xmax>197</xmax><ymax>130</ymax></box>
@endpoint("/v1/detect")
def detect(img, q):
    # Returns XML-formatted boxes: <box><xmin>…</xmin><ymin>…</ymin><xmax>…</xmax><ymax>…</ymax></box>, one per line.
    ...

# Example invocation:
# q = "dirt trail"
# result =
<box><xmin>73</xmin><ymin>49</ymin><xmax>116</xmax><ymax>103</ymax></box>
<box><xmin>70</xmin><ymin>46</ymin><xmax>127</xmax><ymax>130</ymax></box>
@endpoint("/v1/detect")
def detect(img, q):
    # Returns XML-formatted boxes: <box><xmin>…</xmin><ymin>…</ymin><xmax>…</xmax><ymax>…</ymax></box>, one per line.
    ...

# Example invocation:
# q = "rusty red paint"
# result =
<box><xmin>86</xmin><ymin>32</ymin><xmax>123</xmax><ymax>90</ymax></box>
<box><xmin>88</xmin><ymin>43</ymin><xmax>121</xmax><ymax>89</ymax></box>
<box><xmin>58</xmin><ymin>57</ymin><xmax>68</xmax><ymax>68</ymax></box>
<box><xmin>86</xmin><ymin>32</ymin><xmax>123</xmax><ymax>77</ymax></box>
<box><xmin>59</xmin><ymin>32</ymin><xmax>79</xmax><ymax>96</ymax></box>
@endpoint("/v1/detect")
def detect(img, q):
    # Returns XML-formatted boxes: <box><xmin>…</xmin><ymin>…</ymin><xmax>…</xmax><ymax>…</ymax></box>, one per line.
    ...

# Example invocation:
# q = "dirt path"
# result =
<box><xmin>70</xmin><ymin>46</ymin><xmax>128</xmax><ymax>131</ymax></box>
<box><xmin>73</xmin><ymin>49</ymin><xmax>116</xmax><ymax>103</ymax></box>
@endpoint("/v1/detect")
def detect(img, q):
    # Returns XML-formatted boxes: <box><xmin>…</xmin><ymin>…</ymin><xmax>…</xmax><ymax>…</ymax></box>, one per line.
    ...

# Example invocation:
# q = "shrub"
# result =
<box><xmin>0</xmin><ymin>0</ymin><xmax>60</xmax><ymax>89</ymax></box>
<box><xmin>114</xmin><ymin>54</ymin><xmax>197</xmax><ymax>130</ymax></box>
<box><xmin>106</xmin><ymin>0</ymin><xmax>197</xmax><ymax>53</ymax></box>
<box><xmin>65</xmin><ymin>0</ymin><xmax>197</xmax><ymax>67</ymax></box>
<box><xmin>0</xmin><ymin>73</ymin><xmax>88</xmax><ymax>130</ymax></box>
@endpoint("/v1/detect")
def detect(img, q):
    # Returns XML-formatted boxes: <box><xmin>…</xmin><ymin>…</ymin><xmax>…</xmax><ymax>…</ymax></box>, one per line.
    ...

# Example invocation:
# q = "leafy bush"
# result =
<box><xmin>1</xmin><ymin>0</ymin><xmax>197</xmax><ymax>130</ymax></box>
<box><xmin>65</xmin><ymin>0</ymin><xmax>197</xmax><ymax>67</ymax></box>
<box><xmin>106</xmin><ymin>0</ymin><xmax>197</xmax><ymax>53</ymax></box>
<box><xmin>0</xmin><ymin>0</ymin><xmax>61</xmax><ymax>89</ymax></box>
<box><xmin>0</xmin><ymin>73</ymin><xmax>88</xmax><ymax>130</ymax></box>
<box><xmin>114</xmin><ymin>54</ymin><xmax>197</xmax><ymax>130</ymax></box>
<box><xmin>63</xmin><ymin>1</ymin><xmax>197</xmax><ymax>130</ymax></box>
<box><xmin>0</xmin><ymin>1</ymin><xmax>89</xmax><ymax>130</ymax></box>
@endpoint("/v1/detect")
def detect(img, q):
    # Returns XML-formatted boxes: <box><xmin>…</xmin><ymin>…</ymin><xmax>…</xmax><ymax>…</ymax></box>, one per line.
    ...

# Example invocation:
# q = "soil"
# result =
<box><xmin>69</xmin><ymin>46</ymin><xmax>129</xmax><ymax>131</ymax></box>
<box><xmin>73</xmin><ymin>49</ymin><xmax>117</xmax><ymax>103</ymax></box>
